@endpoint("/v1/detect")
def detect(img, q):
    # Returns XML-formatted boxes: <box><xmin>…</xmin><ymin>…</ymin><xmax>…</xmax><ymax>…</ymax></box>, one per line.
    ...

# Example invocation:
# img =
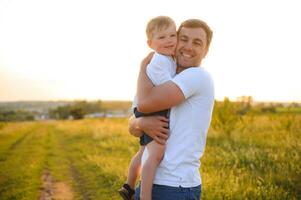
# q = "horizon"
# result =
<box><xmin>1</xmin><ymin>97</ymin><xmax>301</xmax><ymax>104</ymax></box>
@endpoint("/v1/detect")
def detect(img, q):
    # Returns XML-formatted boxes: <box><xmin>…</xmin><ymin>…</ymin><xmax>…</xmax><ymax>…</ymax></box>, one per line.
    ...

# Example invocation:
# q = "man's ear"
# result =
<box><xmin>203</xmin><ymin>47</ymin><xmax>209</xmax><ymax>58</ymax></box>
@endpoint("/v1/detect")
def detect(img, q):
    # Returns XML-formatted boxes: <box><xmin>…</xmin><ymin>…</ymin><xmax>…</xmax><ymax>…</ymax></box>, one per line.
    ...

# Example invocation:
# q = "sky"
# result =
<box><xmin>1</xmin><ymin>0</ymin><xmax>301</xmax><ymax>102</ymax></box>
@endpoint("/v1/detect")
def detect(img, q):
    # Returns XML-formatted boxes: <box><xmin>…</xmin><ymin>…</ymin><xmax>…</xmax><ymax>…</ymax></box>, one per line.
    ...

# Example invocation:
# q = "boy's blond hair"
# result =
<box><xmin>146</xmin><ymin>16</ymin><xmax>176</xmax><ymax>40</ymax></box>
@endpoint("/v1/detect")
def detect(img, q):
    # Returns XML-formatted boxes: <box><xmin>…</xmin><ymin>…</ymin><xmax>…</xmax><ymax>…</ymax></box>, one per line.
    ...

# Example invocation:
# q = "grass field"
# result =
<box><xmin>0</xmin><ymin>115</ymin><xmax>300</xmax><ymax>199</ymax></box>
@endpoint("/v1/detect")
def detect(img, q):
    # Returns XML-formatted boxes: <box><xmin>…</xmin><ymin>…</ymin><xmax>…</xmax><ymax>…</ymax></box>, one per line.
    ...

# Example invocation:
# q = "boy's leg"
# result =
<box><xmin>126</xmin><ymin>146</ymin><xmax>145</xmax><ymax>189</ymax></box>
<box><xmin>119</xmin><ymin>146</ymin><xmax>145</xmax><ymax>200</ymax></box>
<box><xmin>140</xmin><ymin>141</ymin><xmax>165</xmax><ymax>200</ymax></box>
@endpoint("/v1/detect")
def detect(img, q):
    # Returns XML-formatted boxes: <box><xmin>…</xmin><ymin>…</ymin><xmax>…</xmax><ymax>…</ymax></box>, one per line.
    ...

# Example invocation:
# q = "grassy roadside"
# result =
<box><xmin>52</xmin><ymin>118</ymin><xmax>138</xmax><ymax>199</ymax></box>
<box><xmin>0</xmin><ymin>122</ymin><xmax>49</xmax><ymax>199</ymax></box>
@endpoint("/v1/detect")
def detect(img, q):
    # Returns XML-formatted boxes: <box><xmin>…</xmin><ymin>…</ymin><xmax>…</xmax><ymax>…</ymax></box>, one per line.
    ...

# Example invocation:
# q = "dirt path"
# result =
<box><xmin>39</xmin><ymin>169</ymin><xmax>74</xmax><ymax>200</ymax></box>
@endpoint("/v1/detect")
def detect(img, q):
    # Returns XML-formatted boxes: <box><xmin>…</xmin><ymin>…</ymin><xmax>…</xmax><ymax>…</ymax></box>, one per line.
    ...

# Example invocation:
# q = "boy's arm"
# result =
<box><xmin>128</xmin><ymin>114</ymin><xmax>169</xmax><ymax>145</ymax></box>
<box><xmin>137</xmin><ymin>53</ymin><xmax>185</xmax><ymax>113</ymax></box>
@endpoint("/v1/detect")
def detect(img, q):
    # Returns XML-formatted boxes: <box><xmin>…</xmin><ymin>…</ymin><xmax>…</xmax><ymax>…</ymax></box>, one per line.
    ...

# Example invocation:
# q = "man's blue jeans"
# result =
<box><xmin>134</xmin><ymin>184</ymin><xmax>201</xmax><ymax>200</ymax></box>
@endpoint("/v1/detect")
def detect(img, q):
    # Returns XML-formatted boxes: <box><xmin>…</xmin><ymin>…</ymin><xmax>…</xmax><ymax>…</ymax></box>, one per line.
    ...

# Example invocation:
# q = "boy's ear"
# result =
<box><xmin>147</xmin><ymin>40</ymin><xmax>152</xmax><ymax>48</ymax></box>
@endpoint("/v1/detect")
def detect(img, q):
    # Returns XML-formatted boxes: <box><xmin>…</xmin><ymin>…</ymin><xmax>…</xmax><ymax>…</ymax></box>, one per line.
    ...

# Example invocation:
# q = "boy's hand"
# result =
<box><xmin>137</xmin><ymin>115</ymin><xmax>169</xmax><ymax>145</ymax></box>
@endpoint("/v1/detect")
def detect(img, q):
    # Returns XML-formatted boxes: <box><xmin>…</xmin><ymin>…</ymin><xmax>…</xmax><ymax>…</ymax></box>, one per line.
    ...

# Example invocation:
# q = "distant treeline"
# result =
<box><xmin>0</xmin><ymin>98</ymin><xmax>300</xmax><ymax>122</ymax></box>
<box><xmin>0</xmin><ymin>110</ymin><xmax>35</xmax><ymax>122</ymax></box>
<box><xmin>0</xmin><ymin>100</ymin><xmax>132</xmax><ymax>121</ymax></box>
<box><xmin>0</xmin><ymin>101</ymin><xmax>69</xmax><ymax>112</ymax></box>
<box><xmin>49</xmin><ymin>101</ymin><xmax>103</xmax><ymax>120</ymax></box>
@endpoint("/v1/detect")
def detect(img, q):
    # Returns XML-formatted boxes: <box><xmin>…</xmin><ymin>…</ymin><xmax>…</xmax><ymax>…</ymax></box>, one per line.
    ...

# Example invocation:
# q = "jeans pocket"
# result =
<box><xmin>190</xmin><ymin>185</ymin><xmax>201</xmax><ymax>200</ymax></box>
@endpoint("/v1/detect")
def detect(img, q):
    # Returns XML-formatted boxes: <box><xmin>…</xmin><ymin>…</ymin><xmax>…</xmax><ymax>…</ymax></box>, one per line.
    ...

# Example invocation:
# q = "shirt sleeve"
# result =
<box><xmin>146</xmin><ymin>54</ymin><xmax>176</xmax><ymax>86</ymax></box>
<box><xmin>171</xmin><ymin>67</ymin><xmax>214</xmax><ymax>99</ymax></box>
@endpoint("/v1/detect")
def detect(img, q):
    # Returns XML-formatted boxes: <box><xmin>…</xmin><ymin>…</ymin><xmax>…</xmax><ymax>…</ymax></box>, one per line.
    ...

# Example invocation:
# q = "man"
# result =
<box><xmin>130</xmin><ymin>19</ymin><xmax>214</xmax><ymax>200</ymax></box>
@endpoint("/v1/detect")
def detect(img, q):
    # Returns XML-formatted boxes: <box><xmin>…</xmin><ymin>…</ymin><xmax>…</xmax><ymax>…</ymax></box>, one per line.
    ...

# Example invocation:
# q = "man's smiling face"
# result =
<box><xmin>176</xmin><ymin>27</ymin><xmax>208</xmax><ymax>72</ymax></box>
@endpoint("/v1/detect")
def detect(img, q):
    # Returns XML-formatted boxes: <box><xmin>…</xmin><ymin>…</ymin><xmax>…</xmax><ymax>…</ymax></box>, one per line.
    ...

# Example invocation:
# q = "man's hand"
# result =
<box><xmin>139</xmin><ymin>115</ymin><xmax>169</xmax><ymax>145</ymax></box>
<box><xmin>140</xmin><ymin>52</ymin><xmax>155</xmax><ymax>70</ymax></box>
<box><xmin>129</xmin><ymin>115</ymin><xmax>169</xmax><ymax>145</ymax></box>
<box><xmin>136</xmin><ymin>52</ymin><xmax>155</xmax><ymax>110</ymax></box>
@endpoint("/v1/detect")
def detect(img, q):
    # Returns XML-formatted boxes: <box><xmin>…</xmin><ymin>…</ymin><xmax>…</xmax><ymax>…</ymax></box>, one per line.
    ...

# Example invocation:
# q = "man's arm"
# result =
<box><xmin>137</xmin><ymin>53</ymin><xmax>185</xmax><ymax>113</ymax></box>
<box><xmin>128</xmin><ymin>114</ymin><xmax>169</xmax><ymax>145</ymax></box>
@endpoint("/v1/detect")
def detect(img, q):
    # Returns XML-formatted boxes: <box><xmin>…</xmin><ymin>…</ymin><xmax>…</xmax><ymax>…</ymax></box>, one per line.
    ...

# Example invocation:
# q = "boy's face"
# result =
<box><xmin>148</xmin><ymin>25</ymin><xmax>177</xmax><ymax>56</ymax></box>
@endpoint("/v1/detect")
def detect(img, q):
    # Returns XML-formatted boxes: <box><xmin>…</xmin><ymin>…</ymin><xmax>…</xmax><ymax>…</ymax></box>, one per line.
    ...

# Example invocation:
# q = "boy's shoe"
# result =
<box><xmin>118</xmin><ymin>184</ymin><xmax>135</xmax><ymax>200</ymax></box>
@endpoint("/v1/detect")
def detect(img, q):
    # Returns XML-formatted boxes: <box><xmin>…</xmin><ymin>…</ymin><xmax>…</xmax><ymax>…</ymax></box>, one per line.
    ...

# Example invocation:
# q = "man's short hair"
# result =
<box><xmin>146</xmin><ymin>16</ymin><xmax>176</xmax><ymax>40</ymax></box>
<box><xmin>178</xmin><ymin>19</ymin><xmax>213</xmax><ymax>49</ymax></box>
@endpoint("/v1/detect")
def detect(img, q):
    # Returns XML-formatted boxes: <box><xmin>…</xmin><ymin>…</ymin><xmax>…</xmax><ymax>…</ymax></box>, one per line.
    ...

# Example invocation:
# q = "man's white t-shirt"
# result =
<box><xmin>141</xmin><ymin>67</ymin><xmax>215</xmax><ymax>187</ymax></box>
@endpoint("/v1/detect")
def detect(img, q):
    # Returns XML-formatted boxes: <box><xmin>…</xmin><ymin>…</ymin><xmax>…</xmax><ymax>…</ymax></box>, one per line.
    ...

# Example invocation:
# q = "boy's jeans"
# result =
<box><xmin>134</xmin><ymin>184</ymin><xmax>201</xmax><ymax>200</ymax></box>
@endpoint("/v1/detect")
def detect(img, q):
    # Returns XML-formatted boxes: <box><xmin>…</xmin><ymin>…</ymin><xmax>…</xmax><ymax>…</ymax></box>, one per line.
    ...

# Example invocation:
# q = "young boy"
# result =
<box><xmin>119</xmin><ymin>16</ymin><xmax>177</xmax><ymax>200</ymax></box>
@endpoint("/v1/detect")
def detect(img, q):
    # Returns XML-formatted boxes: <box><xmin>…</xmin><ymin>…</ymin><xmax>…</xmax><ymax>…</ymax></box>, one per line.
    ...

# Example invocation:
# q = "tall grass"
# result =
<box><xmin>0</xmin><ymin>115</ymin><xmax>300</xmax><ymax>199</ymax></box>
<box><xmin>202</xmin><ymin>114</ymin><xmax>301</xmax><ymax>199</ymax></box>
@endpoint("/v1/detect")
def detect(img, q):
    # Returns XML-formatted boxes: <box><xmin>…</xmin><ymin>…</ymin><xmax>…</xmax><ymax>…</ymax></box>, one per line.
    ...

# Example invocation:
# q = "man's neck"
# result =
<box><xmin>176</xmin><ymin>66</ymin><xmax>185</xmax><ymax>74</ymax></box>
<box><xmin>176</xmin><ymin>65</ymin><xmax>200</xmax><ymax>74</ymax></box>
